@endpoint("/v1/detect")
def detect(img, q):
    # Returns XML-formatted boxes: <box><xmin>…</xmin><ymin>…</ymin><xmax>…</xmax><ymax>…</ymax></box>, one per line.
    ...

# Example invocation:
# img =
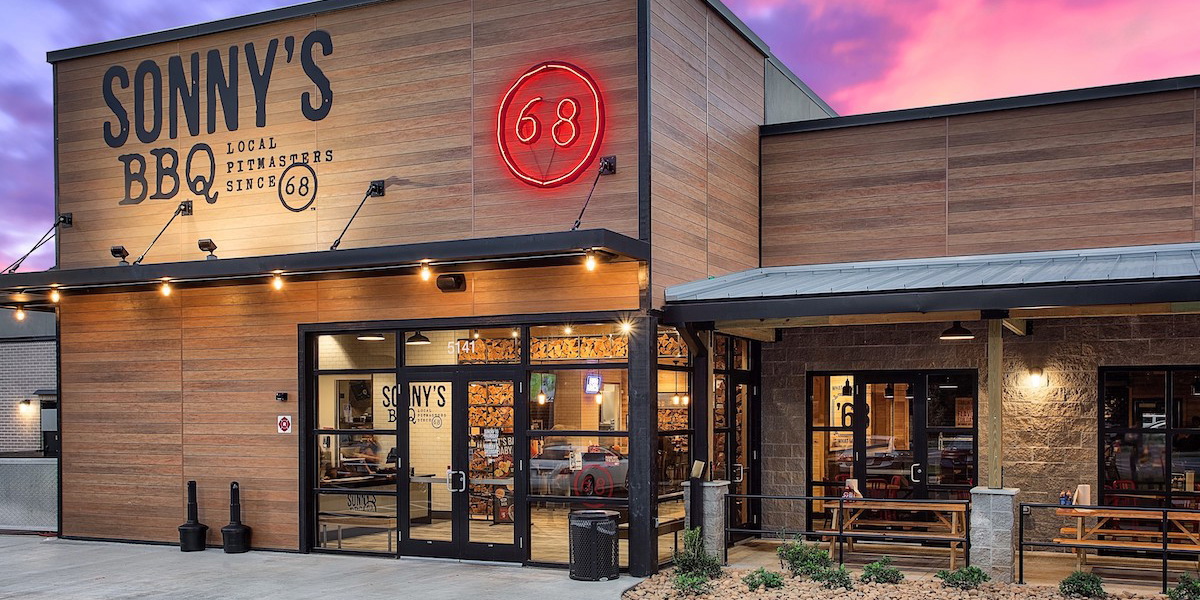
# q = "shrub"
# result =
<box><xmin>776</xmin><ymin>537</ymin><xmax>831</xmax><ymax>578</ymax></box>
<box><xmin>742</xmin><ymin>567</ymin><xmax>785</xmax><ymax>591</ymax></box>
<box><xmin>673</xmin><ymin>572</ymin><xmax>711</xmax><ymax>596</ymax></box>
<box><xmin>673</xmin><ymin>527</ymin><xmax>722</xmax><ymax>580</ymax></box>
<box><xmin>1059</xmin><ymin>571</ymin><xmax>1105</xmax><ymax>598</ymax></box>
<box><xmin>936</xmin><ymin>566</ymin><xmax>990</xmax><ymax>590</ymax></box>
<box><xmin>860</xmin><ymin>556</ymin><xmax>904</xmax><ymax>585</ymax></box>
<box><xmin>1169</xmin><ymin>573</ymin><xmax>1200</xmax><ymax>600</ymax></box>
<box><xmin>812</xmin><ymin>564</ymin><xmax>854</xmax><ymax>590</ymax></box>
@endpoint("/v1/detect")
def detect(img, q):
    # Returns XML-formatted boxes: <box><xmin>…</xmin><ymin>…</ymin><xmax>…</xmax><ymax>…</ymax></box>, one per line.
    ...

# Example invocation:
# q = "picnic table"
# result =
<box><xmin>819</xmin><ymin>500</ymin><xmax>969</xmax><ymax>569</ymax></box>
<box><xmin>1054</xmin><ymin>507</ymin><xmax>1200</xmax><ymax>570</ymax></box>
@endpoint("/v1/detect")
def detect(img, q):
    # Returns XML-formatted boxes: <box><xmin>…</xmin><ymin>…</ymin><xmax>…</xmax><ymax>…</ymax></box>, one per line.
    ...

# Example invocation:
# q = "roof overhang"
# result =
<box><xmin>663</xmin><ymin>243</ymin><xmax>1200</xmax><ymax>326</ymax></box>
<box><xmin>0</xmin><ymin>229</ymin><xmax>648</xmax><ymax>310</ymax></box>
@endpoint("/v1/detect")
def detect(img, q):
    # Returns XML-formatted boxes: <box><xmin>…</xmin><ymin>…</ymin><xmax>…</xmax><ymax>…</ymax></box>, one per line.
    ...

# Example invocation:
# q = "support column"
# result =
<box><xmin>627</xmin><ymin>313</ymin><xmax>658</xmax><ymax>576</ymax></box>
<box><xmin>682</xmin><ymin>480</ymin><xmax>729</xmax><ymax>559</ymax></box>
<box><xmin>970</xmin><ymin>486</ymin><xmax>1019</xmax><ymax>582</ymax></box>
<box><xmin>987</xmin><ymin>319</ymin><xmax>1003</xmax><ymax>489</ymax></box>
<box><xmin>679</xmin><ymin>325</ymin><xmax>710</xmax><ymax>534</ymax></box>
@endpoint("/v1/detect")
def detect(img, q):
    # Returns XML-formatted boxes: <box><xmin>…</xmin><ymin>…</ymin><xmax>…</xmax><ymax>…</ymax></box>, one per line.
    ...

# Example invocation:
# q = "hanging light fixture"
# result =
<box><xmin>841</xmin><ymin>379</ymin><xmax>853</xmax><ymax>396</ymax></box>
<box><xmin>357</xmin><ymin>334</ymin><xmax>386</xmax><ymax>342</ymax></box>
<box><xmin>419</xmin><ymin>262</ymin><xmax>432</xmax><ymax>281</ymax></box>
<box><xmin>682</xmin><ymin>394</ymin><xmax>690</xmax><ymax>406</ymax></box>
<box><xmin>13</xmin><ymin>307</ymin><xmax>25</xmax><ymax>321</ymax></box>
<box><xmin>563</xmin><ymin>325</ymin><xmax>573</xmax><ymax>335</ymax></box>
<box><xmin>595</xmin><ymin>393</ymin><xmax>603</xmax><ymax>405</ymax></box>
<box><xmin>619</xmin><ymin>321</ymin><xmax>632</xmax><ymax>335</ymax></box>
<box><xmin>511</xmin><ymin>329</ymin><xmax>520</xmax><ymax>338</ymax></box>
<box><xmin>160</xmin><ymin>280</ymin><xmax>172</xmax><ymax>297</ymax></box>
<box><xmin>884</xmin><ymin>383</ymin><xmax>895</xmax><ymax>399</ymax></box>
<box><xmin>406</xmin><ymin>331</ymin><xmax>431</xmax><ymax>346</ymax></box>
<box><xmin>939</xmin><ymin>321</ymin><xmax>975</xmax><ymax>341</ymax></box>
<box><xmin>472</xmin><ymin>330</ymin><xmax>480</xmax><ymax>340</ymax></box>
<box><xmin>537</xmin><ymin>392</ymin><xmax>547</xmax><ymax>405</ymax></box>
<box><xmin>49</xmin><ymin>288</ymin><xmax>60</xmax><ymax>303</ymax></box>
<box><xmin>672</xmin><ymin>394</ymin><xmax>681</xmax><ymax>405</ymax></box>
<box><xmin>272</xmin><ymin>273</ymin><xmax>284</xmax><ymax>290</ymax></box>
<box><xmin>584</xmin><ymin>251</ymin><xmax>597</xmax><ymax>272</ymax></box>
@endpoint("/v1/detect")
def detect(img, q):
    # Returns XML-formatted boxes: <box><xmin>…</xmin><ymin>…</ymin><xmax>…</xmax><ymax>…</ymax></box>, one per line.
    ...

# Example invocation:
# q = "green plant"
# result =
<box><xmin>1059</xmin><ymin>571</ymin><xmax>1105</xmax><ymax>598</ymax></box>
<box><xmin>776</xmin><ymin>537</ymin><xmax>831</xmax><ymax>578</ymax></box>
<box><xmin>673</xmin><ymin>527</ymin><xmax>722</xmax><ymax>580</ymax></box>
<box><xmin>673</xmin><ymin>572</ymin><xmax>711</xmax><ymax>596</ymax></box>
<box><xmin>859</xmin><ymin>556</ymin><xmax>904</xmax><ymax>584</ymax></box>
<box><xmin>812</xmin><ymin>564</ymin><xmax>854</xmax><ymax>590</ymax></box>
<box><xmin>1169</xmin><ymin>573</ymin><xmax>1200</xmax><ymax>600</ymax></box>
<box><xmin>935</xmin><ymin>566</ymin><xmax>990</xmax><ymax>590</ymax></box>
<box><xmin>742</xmin><ymin>567</ymin><xmax>784</xmax><ymax>591</ymax></box>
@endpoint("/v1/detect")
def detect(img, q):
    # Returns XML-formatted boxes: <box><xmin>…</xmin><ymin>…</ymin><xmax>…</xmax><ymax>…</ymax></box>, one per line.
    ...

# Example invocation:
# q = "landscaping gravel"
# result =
<box><xmin>622</xmin><ymin>569</ymin><xmax>1169</xmax><ymax>600</ymax></box>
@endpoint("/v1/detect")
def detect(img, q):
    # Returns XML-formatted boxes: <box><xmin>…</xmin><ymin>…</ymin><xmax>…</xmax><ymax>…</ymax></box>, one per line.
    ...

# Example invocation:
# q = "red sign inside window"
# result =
<box><xmin>496</xmin><ymin>62</ymin><xmax>605</xmax><ymax>188</ymax></box>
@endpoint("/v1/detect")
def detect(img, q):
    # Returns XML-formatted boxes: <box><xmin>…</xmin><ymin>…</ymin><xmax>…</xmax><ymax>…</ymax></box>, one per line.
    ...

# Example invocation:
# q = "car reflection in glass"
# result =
<box><xmin>531</xmin><ymin>444</ymin><xmax>629</xmax><ymax>497</ymax></box>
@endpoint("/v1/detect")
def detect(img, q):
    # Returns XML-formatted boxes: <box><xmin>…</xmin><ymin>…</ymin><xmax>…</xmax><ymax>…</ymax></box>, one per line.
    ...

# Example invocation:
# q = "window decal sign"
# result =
<box><xmin>496</xmin><ymin>61</ymin><xmax>605</xmax><ymax>188</ymax></box>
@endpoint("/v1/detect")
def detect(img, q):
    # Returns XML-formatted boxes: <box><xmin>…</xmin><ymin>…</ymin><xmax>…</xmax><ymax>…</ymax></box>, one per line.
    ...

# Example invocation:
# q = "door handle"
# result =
<box><xmin>734</xmin><ymin>463</ymin><xmax>744</xmax><ymax>483</ymax></box>
<box><xmin>910</xmin><ymin>463</ymin><xmax>922</xmax><ymax>483</ymax></box>
<box><xmin>455</xmin><ymin>470</ymin><xmax>467</xmax><ymax>493</ymax></box>
<box><xmin>445</xmin><ymin>469</ymin><xmax>456</xmax><ymax>492</ymax></box>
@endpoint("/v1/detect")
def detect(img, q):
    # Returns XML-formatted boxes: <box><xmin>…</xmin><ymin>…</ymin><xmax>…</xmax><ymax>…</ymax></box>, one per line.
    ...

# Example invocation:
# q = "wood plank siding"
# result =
<box><xmin>54</xmin><ymin>0</ymin><xmax>639</xmax><ymax>269</ymax></box>
<box><xmin>648</xmin><ymin>0</ymin><xmax>764</xmax><ymax>304</ymax></box>
<box><xmin>58</xmin><ymin>262</ymin><xmax>641</xmax><ymax>547</ymax></box>
<box><xmin>761</xmin><ymin>89</ymin><xmax>1200</xmax><ymax>266</ymax></box>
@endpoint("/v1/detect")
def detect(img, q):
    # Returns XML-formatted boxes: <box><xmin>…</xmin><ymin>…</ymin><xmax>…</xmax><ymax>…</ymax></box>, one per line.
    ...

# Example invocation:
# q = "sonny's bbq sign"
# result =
<box><xmin>101</xmin><ymin>30</ymin><xmax>335</xmax><ymax>212</ymax></box>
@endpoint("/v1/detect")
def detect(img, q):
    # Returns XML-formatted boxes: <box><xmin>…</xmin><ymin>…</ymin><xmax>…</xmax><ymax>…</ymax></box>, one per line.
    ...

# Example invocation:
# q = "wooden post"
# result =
<box><xmin>987</xmin><ymin>319</ymin><xmax>1003</xmax><ymax>489</ymax></box>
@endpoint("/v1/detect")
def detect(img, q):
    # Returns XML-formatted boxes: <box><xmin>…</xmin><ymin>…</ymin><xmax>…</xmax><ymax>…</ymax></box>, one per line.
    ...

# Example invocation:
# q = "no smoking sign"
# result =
<box><xmin>496</xmin><ymin>61</ymin><xmax>605</xmax><ymax>188</ymax></box>
<box><xmin>277</xmin><ymin>415</ymin><xmax>292</xmax><ymax>434</ymax></box>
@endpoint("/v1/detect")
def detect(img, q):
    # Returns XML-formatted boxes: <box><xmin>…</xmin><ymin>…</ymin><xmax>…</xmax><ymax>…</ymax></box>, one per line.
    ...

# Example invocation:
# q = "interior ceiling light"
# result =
<box><xmin>357</xmin><ymin>334</ymin><xmax>386</xmax><ymax>341</ymax></box>
<box><xmin>406</xmin><ymin>331</ymin><xmax>431</xmax><ymax>346</ymax></box>
<box><xmin>841</xmin><ymin>379</ymin><xmax>852</xmax><ymax>396</ymax></box>
<box><xmin>595</xmin><ymin>393</ymin><xmax>603</xmax><ymax>404</ymax></box>
<box><xmin>939</xmin><ymin>321</ymin><xmax>975</xmax><ymax>341</ymax></box>
<box><xmin>884</xmin><ymin>383</ymin><xmax>894</xmax><ymax>399</ymax></box>
<box><xmin>537</xmin><ymin>392</ymin><xmax>547</xmax><ymax>405</ymax></box>
<box><xmin>511</xmin><ymin>329</ymin><xmax>519</xmax><ymax>338</ymax></box>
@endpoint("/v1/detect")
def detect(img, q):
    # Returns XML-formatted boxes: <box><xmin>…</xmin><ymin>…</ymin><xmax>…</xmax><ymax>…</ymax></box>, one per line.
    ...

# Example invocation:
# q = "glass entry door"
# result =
<box><xmin>859</xmin><ymin>376</ymin><xmax>925</xmax><ymax>500</ymax></box>
<box><xmin>403</xmin><ymin>372</ymin><xmax>523</xmax><ymax>561</ymax></box>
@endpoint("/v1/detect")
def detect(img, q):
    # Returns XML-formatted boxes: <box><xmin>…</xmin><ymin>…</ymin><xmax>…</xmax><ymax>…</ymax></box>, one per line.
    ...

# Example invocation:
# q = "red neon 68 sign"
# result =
<box><xmin>497</xmin><ymin>62</ymin><xmax>605</xmax><ymax>188</ymax></box>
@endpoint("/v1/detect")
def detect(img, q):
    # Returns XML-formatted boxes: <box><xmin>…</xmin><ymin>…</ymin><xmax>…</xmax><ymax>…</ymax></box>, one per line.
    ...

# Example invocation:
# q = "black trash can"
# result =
<box><xmin>568</xmin><ymin>509</ymin><xmax>619</xmax><ymax>581</ymax></box>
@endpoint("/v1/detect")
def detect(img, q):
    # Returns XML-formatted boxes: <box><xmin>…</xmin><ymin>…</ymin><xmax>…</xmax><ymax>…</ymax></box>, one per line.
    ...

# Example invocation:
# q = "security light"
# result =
<box><xmin>111</xmin><ymin>245</ymin><xmax>129</xmax><ymax>265</ymax></box>
<box><xmin>198</xmin><ymin>239</ymin><xmax>218</xmax><ymax>260</ymax></box>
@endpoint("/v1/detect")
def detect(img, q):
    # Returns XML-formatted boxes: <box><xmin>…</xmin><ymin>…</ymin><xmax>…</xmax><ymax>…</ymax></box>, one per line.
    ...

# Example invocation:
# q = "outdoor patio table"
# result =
<box><xmin>821</xmin><ymin>500</ymin><xmax>968</xmax><ymax>569</ymax></box>
<box><xmin>1054</xmin><ymin>507</ymin><xmax>1200</xmax><ymax>570</ymax></box>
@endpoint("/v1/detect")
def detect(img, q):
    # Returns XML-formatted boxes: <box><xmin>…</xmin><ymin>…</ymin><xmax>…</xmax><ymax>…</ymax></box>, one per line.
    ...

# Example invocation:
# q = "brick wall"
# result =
<box><xmin>760</xmin><ymin>314</ymin><xmax>1200</xmax><ymax>537</ymax></box>
<box><xmin>0</xmin><ymin>339</ymin><xmax>56</xmax><ymax>453</ymax></box>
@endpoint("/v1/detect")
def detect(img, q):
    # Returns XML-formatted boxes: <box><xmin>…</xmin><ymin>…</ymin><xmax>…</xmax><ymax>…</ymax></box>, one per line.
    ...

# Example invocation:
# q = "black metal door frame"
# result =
<box><xmin>852</xmin><ymin>373</ymin><xmax>928</xmax><ymax>499</ymax></box>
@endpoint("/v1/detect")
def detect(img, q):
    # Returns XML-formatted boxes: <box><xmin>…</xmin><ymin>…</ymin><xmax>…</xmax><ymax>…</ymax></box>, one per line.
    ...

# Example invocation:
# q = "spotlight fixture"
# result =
<box><xmin>841</xmin><ymin>379</ymin><xmax>853</xmax><ymax>396</ymax></box>
<box><xmin>406</xmin><ymin>331</ymin><xmax>431</xmax><ymax>346</ymax></box>
<box><xmin>435</xmin><ymin>273</ymin><xmax>467</xmax><ymax>292</ymax></box>
<box><xmin>584</xmin><ymin>251</ymin><xmax>597</xmax><ymax>272</ymax></box>
<box><xmin>198</xmin><ymin>239</ymin><xmax>218</xmax><ymax>260</ymax></box>
<box><xmin>939</xmin><ymin>321</ymin><xmax>975</xmax><ymax>341</ymax></box>
<box><xmin>160</xmin><ymin>281</ymin><xmax>172</xmax><ymax>297</ymax></box>
<box><xmin>111</xmin><ymin>245</ymin><xmax>130</xmax><ymax>265</ymax></box>
<box><xmin>357</xmin><ymin>334</ymin><xmax>387</xmax><ymax>341</ymax></box>
<box><xmin>272</xmin><ymin>274</ymin><xmax>284</xmax><ymax>290</ymax></box>
<box><xmin>49</xmin><ymin>289</ymin><xmax>60</xmax><ymax>303</ymax></box>
<box><xmin>537</xmin><ymin>392</ymin><xmax>547</xmax><ymax>405</ymax></box>
<box><xmin>595</xmin><ymin>393</ymin><xmax>603</xmax><ymax>405</ymax></box>
<box><xmin>14</xmin><ymin>307</ymin><xmax>25</xmax><ymax>321</ymax></box>
<box><xmin>420</xmin><ymin>263</ymin><xmax>432</xmax><ymax>281</ymax></box>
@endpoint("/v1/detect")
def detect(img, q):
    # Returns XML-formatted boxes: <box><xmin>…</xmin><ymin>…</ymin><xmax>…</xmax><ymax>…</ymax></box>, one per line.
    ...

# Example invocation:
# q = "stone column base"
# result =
<box><xmin>970</xmin><ymin>486</ymin><xmax>1019</xmax><ymax>582</ymax></box>
<box><xmin>682</xmin><ymin>480</ymin><xmax>730</xmax><ymax>559</ymax></box>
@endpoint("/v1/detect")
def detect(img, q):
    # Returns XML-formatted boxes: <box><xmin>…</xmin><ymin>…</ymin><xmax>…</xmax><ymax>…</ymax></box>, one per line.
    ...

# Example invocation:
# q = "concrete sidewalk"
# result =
<box><xmin>0</xmin><ymin>535</ymin><xmax>636</xmax><ymax>600</ymax></box>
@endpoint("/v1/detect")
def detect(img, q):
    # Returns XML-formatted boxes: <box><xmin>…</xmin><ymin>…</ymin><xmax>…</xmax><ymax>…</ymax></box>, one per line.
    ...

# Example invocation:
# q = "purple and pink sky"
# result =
<box><xmin>3</xmin><ymin>0</ymin><xmax>1200</xmax><ymax>271</ymax></box>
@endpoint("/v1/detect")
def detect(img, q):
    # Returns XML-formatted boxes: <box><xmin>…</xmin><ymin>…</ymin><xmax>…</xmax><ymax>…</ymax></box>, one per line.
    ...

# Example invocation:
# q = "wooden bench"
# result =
<box><xmin>825</xmin><ymin>500</ymin><xmax>968</xmax><ymax>569</ymax></box>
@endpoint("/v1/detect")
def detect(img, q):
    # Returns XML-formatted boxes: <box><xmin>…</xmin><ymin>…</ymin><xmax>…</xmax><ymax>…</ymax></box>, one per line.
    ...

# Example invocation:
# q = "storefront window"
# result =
<box><xmin>317</xmin><ymin>433</ymin><xmax>398</xmax><ymax>490</ymax></box>
<box><xmin>528</xmin><ymin>368</ymin><xmax>628</xmax><ymax>431</ymax></box>
<box><xmin>1173</xmin><ymin>370</ymin><xmax>1200</xmax><ymax>429</ymax></box>
<box><xmin>927</xmin><ymin>432</ymin><xmax>975</xmax><ymax>487</ymax></box>
<box><xmin>657</xmin><ymin>369</ymin><xmax>690</xmax><ymax>431</ymax></box>
<box><xmin>927</xmin><ymin>373</ymin><xmax>975</xmax><ymax>428</ymax></box>
<box><xmin>529</xmin><ymin>501</ymin><xmax>629</xmax><ymax>567</ymax></box>
<box><xmin>316</xmin><ymin>492</ymin><xmax>398</xmax><ymax>552</ymax></box>
<box><xmin>317</xmin><ymin>333</ymin><xmax>396</xmax><ymax>370</ymax></box>
<box><xmin>658</xmin><ymin>434</ymin><xmax>689</xmax><ymax>495</ymax></box>
<box><xmin>712</xmin><ymin>335</ymin><xmax>728</xmax><ymax>370</ymax></box>
<box><xmin>530</xmin><ymin>323</ymin><xmax>628</xmax><ymax>364</ymax></box>
<box><xmin>657</xmin><ymin>496</ymin><xmax>686</xmax><ymax>563</ymax></box>
<box><xmin>1103</xmin><ymin>370</ymin><xmax>1167</xmax><ymax>429</ymax></box>
<box><xmin>403</xmin><ymin>328</ymin><xmax>520</xmax><ymax>366</ymax></box>
<box><xmin>732</xmin><ymin>338</ymin><xmax>750</xmax><ymax>371</ymax></box>
<box><xmin>528</xmin><ymin>435</ymin><xmax>629</xmax><ymax>498</ymax></box>
<box><xmin>316</xmin><ymin>373</ymin><xmax>398</xmax><ymax>430</ymax></box>
<box><xmin>658</xmin><ymin>326</ymin><xmax>688</xmax><ymax>366</ymax></box>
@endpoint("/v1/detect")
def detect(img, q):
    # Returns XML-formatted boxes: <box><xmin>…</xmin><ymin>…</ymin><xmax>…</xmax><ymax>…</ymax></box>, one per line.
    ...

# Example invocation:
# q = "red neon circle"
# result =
<box><xmin>496</xmin><ymin>61</ymin><xmax>605</xmax><ymax>188</ymax></box>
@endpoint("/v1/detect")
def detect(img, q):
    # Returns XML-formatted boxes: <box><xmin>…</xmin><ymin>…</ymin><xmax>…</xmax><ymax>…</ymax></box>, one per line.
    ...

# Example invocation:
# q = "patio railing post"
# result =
<box><xmin>1162</xmin><ymin>508</ymin><xmax>1169</xmax><ymax>595</ymax></box>
<box><xmin>723</xmin><ymin>494</ymin><xmax>729</xmax><ymax>565</ymax></box>
<box><xmin>837</xmin><ymin>496</ymin><xmax>845</xmax><ymax>566</ymax></box>
<box><xmin>1017</xmin><ymin>503</ymin><xmax>1025</xmax><ymax>584</ymax></box>
<box><xmin>964</xmin><ymin>499</ymin><xmax>971</xmax><ymax>567</ymax></box>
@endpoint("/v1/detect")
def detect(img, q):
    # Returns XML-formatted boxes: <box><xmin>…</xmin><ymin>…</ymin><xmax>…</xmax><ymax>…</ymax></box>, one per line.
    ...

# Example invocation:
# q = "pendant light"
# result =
<box><xmin>406</xmin><ymin>331</ymin><xmax>431</xmax><ymax>346</ymax></box>
<box><xmin>841</xmin><ymin>379</ymin><xmax>852</xmax><ymax>396</ymax></box>
<box><xmin>884</xmin><ymin>383</ymin><xmax>894</xmax><ymax>399</ymax></box>
<box><xmin>939</xmin><ymin>321</ymin><xmax>975</xmax><ymax>341</ymax></box>
<box><xmin>357</xmin><ymin>333</ymin><xmax>386</xmax><ymax>341</ymax></box>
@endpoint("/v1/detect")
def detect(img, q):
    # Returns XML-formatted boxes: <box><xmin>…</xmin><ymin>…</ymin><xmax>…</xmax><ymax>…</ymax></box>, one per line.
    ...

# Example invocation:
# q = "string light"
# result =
<box><xmin>160</xmin><ymin>281</ymin><xmax>172</xmax><ymax>297</ymax></box>
<box><xmin>584</xmin><ymin>251</ymin><xmax>597</xmax><ymax>272</ymax></box>
<box><xmin>49</xmin><ymin>289</ymin><xmax>60</xmax><ymax>303</ymax></box>
<box><xmin>563</xmin><ymin>326</ymin><xmax>573</xmax><ymax>335</ymax></box>
<box><xmin>272</xmin><ymin>274</ymin><xmax>284</xmax><ymax>290</ymax></box>
<box><xmin>420</xmin><ymin>261</ymin><xmax>432</xmax><ymax>281</ymax></box>
<box><xmin>682</xmin><ymin>395</ymin><xmax>690</xmax><ymax>406</ymax></box>
<box><xmin>14</xmin><ymin>307</ymin><xmax>25</xmax><ymax>321</ymax></box>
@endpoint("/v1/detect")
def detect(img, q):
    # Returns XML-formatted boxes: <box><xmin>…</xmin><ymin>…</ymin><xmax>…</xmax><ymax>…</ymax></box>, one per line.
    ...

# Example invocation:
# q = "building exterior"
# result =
<box><xmin>2</xmin><ymin>0</ymin><xmax>1199</xmax><ymax>580</ymax></box>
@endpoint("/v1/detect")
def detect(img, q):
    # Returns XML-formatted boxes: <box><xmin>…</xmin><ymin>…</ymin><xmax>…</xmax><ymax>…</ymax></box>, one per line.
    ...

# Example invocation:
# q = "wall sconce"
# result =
<box><xmin>1028</xmin><ymin>368</ymin><xmax>1047</xmax><ymax>388</ymax></box>
<box><xmin>18</xmin><ymin>399</ymin><xmax>33</xmax><ymax>415</ymax></box>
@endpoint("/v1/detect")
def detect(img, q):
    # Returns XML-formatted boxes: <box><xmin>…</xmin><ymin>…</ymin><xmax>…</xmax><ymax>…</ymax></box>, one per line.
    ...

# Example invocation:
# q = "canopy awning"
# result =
<box><xmin>664</xmin><ymin>243</ymin><xmax>1200</xmax><ymax>324</ymax></box>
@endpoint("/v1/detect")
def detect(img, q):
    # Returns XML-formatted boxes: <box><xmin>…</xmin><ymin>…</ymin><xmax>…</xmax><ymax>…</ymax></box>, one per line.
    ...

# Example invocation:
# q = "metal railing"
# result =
<box><xmin>1018</xmin><ymin>502</ymin><xmax>1200</xmax><ymax>594</ymax></box>
<box><xmin>723</xmin><ymin>493</ymin><xmax>970</xmax><ymax>567</ymax></box>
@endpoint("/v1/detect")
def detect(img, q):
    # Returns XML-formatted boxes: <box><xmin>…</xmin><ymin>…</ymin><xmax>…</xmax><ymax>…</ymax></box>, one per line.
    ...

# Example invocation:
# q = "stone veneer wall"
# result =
<box><xmin>759</xmin><ymin>314</ymin><xmax>1200</xmax><ymax>542</ymax></box>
